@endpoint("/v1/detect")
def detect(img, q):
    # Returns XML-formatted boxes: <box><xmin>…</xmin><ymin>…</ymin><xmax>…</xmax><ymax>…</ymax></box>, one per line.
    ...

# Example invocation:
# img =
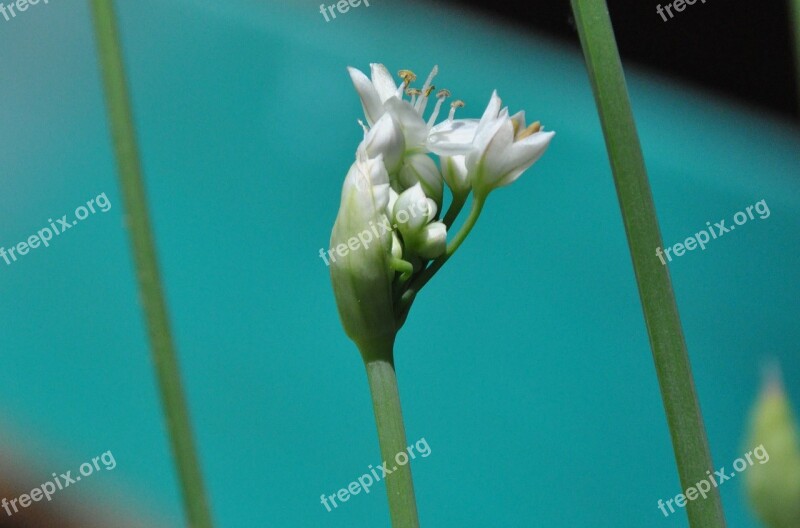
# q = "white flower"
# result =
<box><xmin>348</xmin><ymin>63</ymin><xmax>475</xmax><ymax>170</ymax></box>
<box><xmin>466</xmin><ymin>91</ymin><xmax>555</xmax><ymax>197</ymax></box>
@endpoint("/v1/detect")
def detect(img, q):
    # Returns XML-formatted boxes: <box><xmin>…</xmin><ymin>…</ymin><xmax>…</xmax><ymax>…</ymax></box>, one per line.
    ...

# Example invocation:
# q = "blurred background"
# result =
<box><xmin>0</xmin><ymin>0</ymin><xmax>797</xmax><ymax>527</ymax></box>
<box><xmin>444</xmin><ymin>0</ymin><xmax>800</xmax><ymax>122</ymax></box>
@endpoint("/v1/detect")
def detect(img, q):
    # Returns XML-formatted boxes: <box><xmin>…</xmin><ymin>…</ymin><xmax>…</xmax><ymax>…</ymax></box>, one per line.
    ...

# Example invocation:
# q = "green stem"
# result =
<box><xmin>569</xmin><ymin>1</ymin><xmax>725</xmax><ymax>527</ymax></box>
<box><xmin>359</xmin><ymin>340</ymin><xmax>419</xmax><ymax>528</ymax></box>
<box><xmin>391</xmin><ymin>257</ymin><xmax>414</xmax><ymax>300</ymax></box>
<box><xmin>390</xmin><ymin>257</ymin><xmax>414</xmax><ymax>276</ymax></box>
<box><xmin>89</xmin><ymin>2</ymin><xmax>214</xmax><ymax>527</ymax></box>
<box><xmin>791</xmin><ymin>0</ymin><xmax>800</xmax><ymax>112</ymax></box>
<box><xmin>442</xmin><ymin>192</ymin><xmax>467</xmax><ymax>229</ymax></box>
<box><xmin>397</xmin><ymin>195</ymin><xmax>485</xmax><ymax>321</ymax></box>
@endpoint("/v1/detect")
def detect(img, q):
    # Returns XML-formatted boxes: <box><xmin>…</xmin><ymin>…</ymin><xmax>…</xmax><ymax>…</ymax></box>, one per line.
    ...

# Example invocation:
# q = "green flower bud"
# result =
<box><xmin>745</xmin><ymin>367</ymin><xmax>800</xmax><ymax>528</ymax></box>
<box><xmin>392</xmin><ymin>184</ymin><xmax>446</xmax><ymax>260</ymax></box>
<box><xmin>329</xmin><ymin>151</ymin><xmax>397</xmax><ymax>356</ymax></box>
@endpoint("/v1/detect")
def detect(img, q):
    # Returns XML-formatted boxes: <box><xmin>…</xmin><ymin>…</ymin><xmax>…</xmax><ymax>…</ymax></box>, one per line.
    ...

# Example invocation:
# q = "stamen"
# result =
<box><xmin>398</xmin><ymin>69</ymin><xmax>417</xmax><ymax>84</ymax></box>
<box><xmin>406</xmin><ymin>87</ymin><xmax>421</xmax><ymax>106</ymax></box>
<box><xmin>516</xmin><ymin>121</ymin><xmax>542</xmax><ymax>140</ymax></box>
<box><xmin>426</xmin><ymin>89</ymin><xmax>451</xmax><ymax>127</ymax></box>
<box><xmin>396</xmin><ymin>69</ymin><xmax>417</xmax><ymax>98</ymax></box>
<box><xmin>448</xmin><ymin>100</ymin><xmax>465</xmax><ymax>121</ymax></box>
<box><xmin>415</xmin><ymin>65</ymin><xmax>439</xmax><ymax>114</ymax></box>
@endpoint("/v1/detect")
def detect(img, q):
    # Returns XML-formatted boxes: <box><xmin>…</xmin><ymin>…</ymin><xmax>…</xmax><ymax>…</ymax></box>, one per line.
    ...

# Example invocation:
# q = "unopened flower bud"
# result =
<box><xmin>329</xmin><ymin>151</ymin><xmax>397</xmax><ymax>353</ymax></box>
<box><xmin>745</xmin><ymin>366</ymin><xmax>800</xmax><ymax>528</ymax></box>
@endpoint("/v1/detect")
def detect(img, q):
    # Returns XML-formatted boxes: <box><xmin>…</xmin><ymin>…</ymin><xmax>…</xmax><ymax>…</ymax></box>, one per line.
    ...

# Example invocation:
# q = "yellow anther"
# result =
<box><xmin>451</xmin><ymin>100</ymin><xmax>465</xmax><ymax>108</ymax></box>
<box><xmin>516</xmin><ymin>121</ymin><xmax>542</xmax><ymax>140</ymax></box>
<box><xmin>398</xmin><ymin>69</ymin><xmax>417</xmax><ymax>84</ymax></box>
<box><xmin>436</xmin><ymin>89</ymin><xmax>451</xmax><ymax>99</ymax></box>
<box><xmin>406</xmin><ymin>88</ymin><xmax>422</xmax><ymax>97</ymax></box>
<box><xmin>423</xmin><ymin>85</ymin><xmax>436</xmax><ymax>97</ymax></box>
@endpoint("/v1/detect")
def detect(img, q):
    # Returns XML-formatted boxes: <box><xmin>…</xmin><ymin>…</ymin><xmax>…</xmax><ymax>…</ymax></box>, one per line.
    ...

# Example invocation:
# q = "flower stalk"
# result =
<box><xmin>89</xmin><ymin>2</ymin><xmax>214</xmax><ymax>527</ymax></box>
<box><xmin>361</xmin><ymin>339</ymin><xmax>419</xmax><ymax>528</ymax></box>
<box><xmin>569</xmin><ymin>1</ymin><xmax>725</xmax><ymax>526</ymax></box>
<box><xmin>791</xmin><ymin>0</ymin><xmax>800</xmax><ymax>111</ymax></box>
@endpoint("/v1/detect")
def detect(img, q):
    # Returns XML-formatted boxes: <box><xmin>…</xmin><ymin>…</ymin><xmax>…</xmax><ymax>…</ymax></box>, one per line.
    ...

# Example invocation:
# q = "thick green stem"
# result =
<box><xmin>791</xmin><ymin>0</ymin><xmax>800</xmax><ymax>111</ymax></box>
<box><xmin>89</xmin><ymin>2</ymin><xmax>214</xmax><ymax>527</ymax></box>
<box><xmin>570</xmin><ymin>1</ymin><xmax>725</xmax><ymax>527</ymax></box>
<box><xmin>360</xmin><ymin>340</ymin><xmax>419</xmax><ymax>528</ymax></box>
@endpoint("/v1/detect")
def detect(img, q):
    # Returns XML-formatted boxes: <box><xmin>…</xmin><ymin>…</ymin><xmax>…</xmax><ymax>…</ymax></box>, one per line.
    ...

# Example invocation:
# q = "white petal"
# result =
<box><xmin>387</xmin><ymin>188</ymin><xmax>399</xmax><ymax>216</ymax></box>
<box><xmin>479</xmin><ymin>90</ymin><xmax>502</xmax><ymax>124</ymax></box>
<box><xmin>384</xmin><ymin>97</ymin><xmax>429</xmax><ymax>150</ymax></box>
<box><xmin>394</xmin><ymin>183</ymin><xmax>429</xmax><ymax>233</ymax></box>
<box><xmin>426</xmin><ymin>119</ymin><xmax>479</xmax><ymax>156</ymax></box>
<box><xmin>353</xmin><ymin>149</ymin><xmax>390</xmax><ymax>189</ymax></box>
<box><xmin>494</xmin><ymin>130</ymin><xmax>555</xmax><ymax>188</ymax></box>
<box><xmin>363</xmin><ymin>113</ymin><xmax>405</xmax><ymax>175</ymax></box>
<box><xmin>371</xmin><ymin>182</ymin><xmax>391</xmax><ymax>212</ymax></box>
<box><xmin>509</xmin><ymin>110</ymin><xmax>526</xmax><ymax>133</ymax></box>
<box><xmin>441</xmin><ymin>155</ymin><xmax>470</xmax><ymax>196</ymax></box>
<box><xmin>425</xmin><ymin>198</ymin><xmax>438</xmax><ymax>222</ymax></box>
<box><xmin>341</xmin><ymin>160</ymin><xmax>390</xmax><ymax>227</ymax></box>
<box><xmin>370</xmin><ymin>64</ymin><xmax>398</xmax><ymax>103</ymax></box>
<box><xmin>466</xmin><ymin>116</ymin><xmax>507</xmax><ymax>174</ymax></box>
<box><xmin>348</xmin><ymin>66</ymin><xmax>384</xmax><ymax>125</ymax></box>
<box><xmin>480</xmin><ymin>119</ymin><xmax>516</xmax><ymax>183</ymax></box>
<box><xmin>398</xmin><ymin>154</ymin><xmax>443</xmax><ymax>206</ymax></box>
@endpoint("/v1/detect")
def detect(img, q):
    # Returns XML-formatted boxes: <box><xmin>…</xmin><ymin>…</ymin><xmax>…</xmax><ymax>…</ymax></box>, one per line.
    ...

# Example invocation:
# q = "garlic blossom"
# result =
<box><xmin>327</xmin><ymin>62</ymin><xmax>557</xmax><ymax>528</ymax></box>
<box><xmin>331</xmin><ymin>63</ymin><xmax>555</xmax><ymax>348</ymax></box>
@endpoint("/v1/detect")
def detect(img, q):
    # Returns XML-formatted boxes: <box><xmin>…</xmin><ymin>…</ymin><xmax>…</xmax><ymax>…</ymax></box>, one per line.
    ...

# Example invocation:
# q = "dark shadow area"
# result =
<box><xmin>441</xmin><ymin>0</ymin><xmax>799</xmax><ymax>121</ymax></box>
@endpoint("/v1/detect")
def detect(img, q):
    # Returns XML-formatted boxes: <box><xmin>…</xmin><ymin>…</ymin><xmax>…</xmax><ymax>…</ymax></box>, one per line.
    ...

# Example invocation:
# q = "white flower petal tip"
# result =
<box><xmin>370</xmin><ymin>63</ymin><xmax>398</xmax><ymax>103</ymax></box>
<box><xmin>348</xmin><ymin>66</ymin><xmax>385</xmax><ymax>126</ymax></box>
<box><xmin>362</xmin><ymin>113</ymin><xmax>405</xmax><ymax>175</ymax></box>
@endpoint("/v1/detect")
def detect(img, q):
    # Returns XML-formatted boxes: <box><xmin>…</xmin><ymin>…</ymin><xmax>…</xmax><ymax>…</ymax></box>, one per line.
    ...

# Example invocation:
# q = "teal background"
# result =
<box><xmin>0</xmin><ymin>0</ymin><xmax>798</xmax><ymax>526</ymax></box>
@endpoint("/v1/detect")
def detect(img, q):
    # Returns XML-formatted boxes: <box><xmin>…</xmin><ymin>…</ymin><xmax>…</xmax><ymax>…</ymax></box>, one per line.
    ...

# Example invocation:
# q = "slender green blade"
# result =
<box><xmin>89</xmin><ymin>2</ymin><xmax>214</xmax><ymax>526</ymax></box>
<box><xmin>569</xmin><ymin>1</ymin><xmax>726</xmax><ymax>526</ymax></box>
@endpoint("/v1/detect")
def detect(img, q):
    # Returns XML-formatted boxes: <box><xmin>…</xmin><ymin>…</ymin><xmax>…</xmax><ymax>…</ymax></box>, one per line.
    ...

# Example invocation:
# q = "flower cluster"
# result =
<box><xmin>329</xmin><ymin>63</ymin><xmax>555</xmax><ymax>353</ymax></box>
